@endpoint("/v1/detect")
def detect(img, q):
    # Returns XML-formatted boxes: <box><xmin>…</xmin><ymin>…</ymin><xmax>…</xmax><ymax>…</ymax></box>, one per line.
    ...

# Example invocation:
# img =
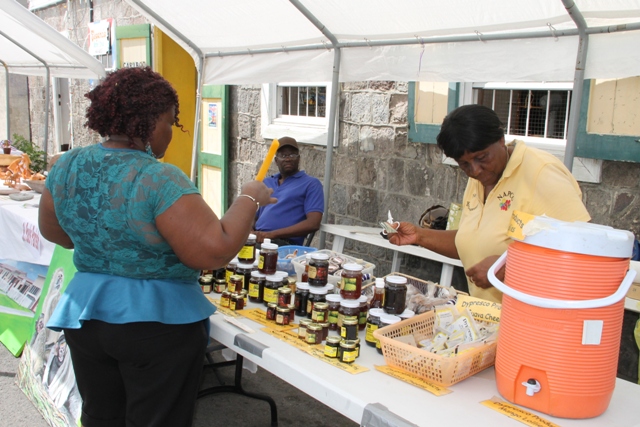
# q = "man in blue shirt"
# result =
<box><xmin>253</xmin><ymin>137</ymin><xmax>324</xmax><ymax>246</ymax></box>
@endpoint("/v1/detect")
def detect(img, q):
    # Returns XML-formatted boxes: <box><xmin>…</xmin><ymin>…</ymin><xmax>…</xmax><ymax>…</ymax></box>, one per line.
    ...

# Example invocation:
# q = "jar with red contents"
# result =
<box><xmin>238</xmin><ymin>233</ymin><xmax>257</xmax><ymax>264</ymax></box>
<box><xmin>306</xmin><ymin>286</ymin><xmax>328</xmax><ymax>319</ymax></box>
<box><xmin>325</xmin><ymin>294</ymin><xmax>342</xmax><ymax>331</ymax></box>
<box><xmin>338</xmin><ymin>299</ymin><xmax>360</xmax><ymax>327</ymax></box>
<box><xmin>235</xmin><ymin>262</ymin><xmax>254</xmax><ymax>292</ymax></box>
<box><xmin>339</xmin><ymin>263</ymin><xmax>364</xmax><ymax>299</ymax></box>
<box><xmin>263</xmin><ymin>275</ymin><xmax>281</xmax><ymax>306</ymax></box>
<box><xmin>357</xmin><ymin>295</ymin><xmax>369</xmax><ymax>331</ymax></box>
<box><xmin>258</xmin><ymin>243</ymin><xmax>279</xmax><ymax>275</ymax></box>
<box><xmin>308</xmin><ymin>253</ymin><xmax>329</xmax><ymax>287</ymax></box>
<box><xmin>277</xmin><ymin>286</ymin><xmax>292</xmax><ymax>307</ymax></box>
<box><xmin>248</xmin><ymin>271</ymin><xmax>266</xmax><ymax>303</ymax></box>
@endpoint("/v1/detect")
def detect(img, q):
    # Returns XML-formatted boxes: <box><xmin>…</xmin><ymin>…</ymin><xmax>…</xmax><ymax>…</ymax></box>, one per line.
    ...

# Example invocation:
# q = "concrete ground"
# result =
<box><xmin>0</xmin><ymin>342</ymin><xmax>358</xmax><ymax>427</ymax></box>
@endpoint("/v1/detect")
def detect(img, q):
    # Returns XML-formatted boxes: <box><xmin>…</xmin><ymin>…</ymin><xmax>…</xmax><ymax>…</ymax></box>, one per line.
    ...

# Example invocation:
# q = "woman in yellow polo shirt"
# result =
<box><xmin>389</xmin><ymin>105</ymin><xmax>590</xmax><ymax>303</ymax></box>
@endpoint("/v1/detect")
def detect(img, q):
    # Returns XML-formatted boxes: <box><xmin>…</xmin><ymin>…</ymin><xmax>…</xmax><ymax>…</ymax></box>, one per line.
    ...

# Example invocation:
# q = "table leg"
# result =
<box><xmin>331</xmin><ymin>235</ymin><xmax>346</xmax><ymax>253</ymax></box>
<box><xmin>439</xmin><ymin>264</ymin><xmax>454</xmax><ymax>287</ymax></box>
<box><xmin>391</xmin><ymin>251</ymin><xmax>402</xmax><ymax>272</ymax></box>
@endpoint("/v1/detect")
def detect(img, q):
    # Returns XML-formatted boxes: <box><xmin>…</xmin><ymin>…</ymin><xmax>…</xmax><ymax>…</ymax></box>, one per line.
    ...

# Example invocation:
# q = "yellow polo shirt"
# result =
<box><xmin>455</xmin><ymin>140</ymin><xmax>591</xmax><ymax>303</ymax></box>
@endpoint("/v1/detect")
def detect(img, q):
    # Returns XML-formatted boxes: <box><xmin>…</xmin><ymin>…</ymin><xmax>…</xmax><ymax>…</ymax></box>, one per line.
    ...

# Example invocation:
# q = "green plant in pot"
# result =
<box><xmin>12</xmin><ymin>133</ymin><xmax>46</xmax><ymax>173</ymax></box>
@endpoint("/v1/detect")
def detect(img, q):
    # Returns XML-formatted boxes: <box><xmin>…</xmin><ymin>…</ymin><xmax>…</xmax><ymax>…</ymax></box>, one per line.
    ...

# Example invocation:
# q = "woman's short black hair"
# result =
<box><xmin>84</xmin><ymin>67</ymin><xmax>182</xmax><ymax>141</ymax></box>
<box><xmin>436</xmin><ymin>104</ymin><xmax>504</xmax><ymax>159</ymax></box>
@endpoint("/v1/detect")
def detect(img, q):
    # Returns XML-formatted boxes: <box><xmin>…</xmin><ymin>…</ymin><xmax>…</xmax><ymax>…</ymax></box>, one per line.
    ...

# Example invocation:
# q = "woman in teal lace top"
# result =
<box><xmin>38</xmin><ymin>67</ymin><xmax>275</xmax><ymax>427</ymax></box>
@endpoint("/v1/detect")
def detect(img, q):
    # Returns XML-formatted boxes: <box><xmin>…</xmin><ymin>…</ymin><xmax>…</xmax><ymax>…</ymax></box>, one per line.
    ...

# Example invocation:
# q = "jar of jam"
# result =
<box><xmin>263</xmin><ymin>275</ymin><xmax>281</xmax><ymax>306</ymax></box>
<box><xmin>228</xmin><ymin>274</ymin><xmax>243</xmax><ymax>294</ymax></box>
<box><xmin>339</xmin><ymin>340</ymin><xmax>358</xmax><ymax>364</ymax></box>
<box><xmin>225</xmin><ymin>259</ymin><xmax>238</xmax><ymax>285</ymax></box>
<box><xmin>324</xmin><ymin>336</ymin><xmax>341</xmax><ymax>358</ymax></box>
<box><xmin>311</xmin><ymin>301</ymin><xmax>329</xmax><ymax>323</ymax></box>
<box><xmin>294</xmin><ymin>282</ymin><xmax>310</xmax><ymax>317</ymax></box>
<box><xmin>277</xmin><ymin>286</ymin><xmax>292</xmax><ymax>307</ymax></box>
<box><xmin>358</xmin><ymin>295</ymin><xmax>369</xmax><ymax>331</ymax></box>
<box><xmin>318</xmin><ymin>322</ymin><xmax>330</xmax><ymax>342</ymax></box>
<box><xmin>276</xmin><ymin>307</ymin><xmax>291</xmax><ymax>325</ymax></box>
<box><xmin>240</xmin><ymin>289</ymin><xmax>248</xmax><ymax>307</ymax></box>
<box><xmin>199</xmin><ymin>275</ymin><xmax>213</xmax><ymax>293</ymax></box>
<box><xmin>301</xmin><ymin>254</ymin><xmax>313</xmax><ymax>282</ymax></box>
<box><xmin>248</xmin><ymin>271</ymin><xmax>266</xmax><ymax>303</ymax></box>
<box><xmin>308</xmin><ymin>253</ymin><xmax>329</xmax><ymax>287</ymax></box>
<box><xmin>325</xmin><ymin>294</ymin><xmax>342</xmax><ymax>331</ymax></box>
<box><xmin>298</xmin><ymin>319</ymin><xmax>312</xmax><ymax>340</ymax></box>
<box><xmin>238</xmin><ymin>233</ymin><xmax>257</xmax><ymax>264</ymax></box>
<box><xmin>340</xmin><ymin>318</ymin><xmax>359</xmax><ymax>341</ymax></box>
<box><xmin>306</xmin><ymin>286</ymin><xmax>328</xmax><ymax>319</ymax></box>
<box><xmin>352</xmin><ymin>338</ymin><xmax>361</xmax><ymax>359</ymax></box>
<box><xmin>230</xmin><ymin>293</ymin><xmax>244</xmax><ymax>311</ymax></box>
<box><xmin>370</xmin><ymin>277</ymin><xmax>385</xmax><ymax>308</ymax></box>
<box><xmin>376</xmin><ymin>314</ymin><xmax>401</xmax><ymax>354</ymax></box>
<box><xmin>338</xmin><ymin>299</ymin><xmax>361</xmax><ymax>327</ymax></box>
<box><xmin>365</xmin><ymin>308</ymin><xmax>385</xmax><ymax>347</ymax></box>
<box><xmin>383</xmin><ymin>275</ymin><xmax>408</xmax><ymax>315</ymax></box>
<box><xmin>213</xmin><ymin>278</ymin><xmax>227</xmax><ymax>294</ymax></box>
<box><xmin>235</xmin><ymin>262</ymin><xmax>254</xmax><ymax>292</ymax></box>
<box><xmin>340</xmin><ymin>263</ymin><xmax>364</xmax><ymax>299</ymax></box>
<box><xmin>258</xmin><ymin>242</ymin><xmax>279</xmax><ymax>275</ymax></box>
<box><xmin>305</xmin><ymin>323</ymin><xmax>322</xmax><ymax>345</ymax></box>
<box><xmin>220</xmin><ymin>290</ymin><xmax>231</xmax><ymax>308</ymax></box>
<box><xmin>266</xmin><ymin>302</ymin><xmax>277</xmax><ymax>321</ymax></box>
<box><xmin>214</xmin><ymin>267</ymin><xmax>227</xmax><ymax>281</ymax></box>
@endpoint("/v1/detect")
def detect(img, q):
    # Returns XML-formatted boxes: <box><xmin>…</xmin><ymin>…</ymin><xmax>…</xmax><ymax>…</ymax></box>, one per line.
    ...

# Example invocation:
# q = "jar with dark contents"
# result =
<box><xmin>220</xmin><ymin>290</ymin><xmax>231</xmax><ymax>308</ymax></box>
<box><xmin>265</xmin><ymin>302</ymin><xmax>277</xmax><ymax>321</ymax></box>
<box><xmin>230</xmin><ymin>293</ymin><xmax>244</xmax><ymax>311</ymax></box>
<box><xmin>352</xmin><ymin>338</ymin><xmax>361</xmax><ymax>359</ymax></box>
<box><xmin>258</xmin><ymin>242</ymin><xmax>279</xmax><ymax>275</ymax></box>
<box><xmin>338</xmin><ymin>299</ymin><xmax>361</xmax><ymax>327</ymax></box>
<box><xmin>214</xmin><ymin>267</ymin><xmax>227</xmax><ymax>281</ymax></box>
<box><xmin>358</xmin><ymin>295</ymin><xmax>369</xmax><ymax>331</ymax></box>
<box><xmin>318</xmin><ymin>322</ymin><xmax>330</xmax><ymax>342</ymax></box>
<box><xmin>228</xmin><ymin>274</ymin><xmax>243</xmax><ymax>294</ymax></box>
<box><xmin>324</xmin><ymin>336</ymin><xmax>341</xmax><ymax>358</ymax></box>
<box><xmin>301</xmin><ymin>254</ymin><xmax>312</xmax><ymax>282</ymax></box>
<box><xmin>306</xmin><ymin>286</ymin><xmax>328</xmax><ymax>319</ymax></box>
<box><xmin>298</xmin><ymin>319</ymin><xmax>312</xmax><ymax>340</ymax></box>
<box><xmin>213</xmin><ymin>278</ymin><xmax>227</xmax><ymax>294</ymax></box>
<box><xmin>340</xmin><ymin>263</ymin><xmax>364</xmax><ymax>299</ymax></box>
<box><xmin>225</xmin><ymin>259</ymin><xmax>238</xmax><ymax>285</ymax></box>
<box><xmin>383</xmin><ymin>275</ymin><xmax>408</xmax><ymax>315</ymax></box>
<box><xmin>325</xmin><ymin>294</ymin><xmax>342</xmax><ymax>331</ymax></box>
<box><xmin>340</xmin><ymin>318</ymin><xmax>359</xmax><ymax>341</ymax></box>
<box><xmin>311</xmin><ymin>302</ymin><xmax>329</xmax><ymax>323</ymax></box>
<box><xmin>277</xmin><ymin>286</ymin><xmax>292</xmax><ymax>308</ymax></box>
<box><xmin>240</xmin><ymin>289</ymin><xmax>248</xmax><ymax>307</ymax></box>
<box><xmin>294</xmin><ymin>282</ymin><xmax>310</xmax><ymax>317</ymax></box>
<box><xmin>238</xmin><ymin>233</ymin><xmax>257</xmax><ymax>264</ymax></box>
<box><xmin>308</xmin><ymin>253</ymin><xmax>329</xmax><ymax>287</ymax></box>
<box><xmin>263</xmin><ymin>275</ymin><xmax>281</xmax><ymax>306</ymax></box>
<box><xmin>248</xmin><ymin>271</ymin><xmax>266</xmax><ymax>303</ymax></box>
<box><xmin>365</xmin><ymin>308</ymin><xmax>385</xmax><ymax>347</ymax></box>
<box><xmin>376</xmin><ymin>314</ymin><xmax>401</xmax><ymax>354</ymax></box>
<box><xmin>235</xmin><ymin>262</ymin><xmax>254</xmax><ymax>292</ymax></box>
<box><xmin>305</xmin><ymin>324</ymin><xmax>322</xmax><ymax>345</ymax></box>
<box><xmin>275</xmin><ymin>307</ymin><xmax>291</xmax><ymax>326</ymax></box>
<box><xmin>199</xmin><ymin>275</ymin><xmax>213</xmax><ymax>294</ymax></box>
<box><xmin>339</xmin><ymin>340</ymin><xmax>358</xmax><ymax>364</ymax></box>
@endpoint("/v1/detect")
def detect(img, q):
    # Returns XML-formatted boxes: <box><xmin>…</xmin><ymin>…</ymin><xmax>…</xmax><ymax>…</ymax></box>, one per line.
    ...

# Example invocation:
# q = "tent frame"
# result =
<box><xmin>127</xmin><ymin>0</ymin><xmax>640</xmax><ymax>247</ymax></box>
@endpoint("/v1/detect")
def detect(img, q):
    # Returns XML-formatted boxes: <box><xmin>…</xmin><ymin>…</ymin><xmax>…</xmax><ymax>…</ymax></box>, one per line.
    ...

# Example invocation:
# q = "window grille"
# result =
<box><xmin>278</xmin><ymin>85</ymin><xmax>326</xmax><ymax>118</ymax></box>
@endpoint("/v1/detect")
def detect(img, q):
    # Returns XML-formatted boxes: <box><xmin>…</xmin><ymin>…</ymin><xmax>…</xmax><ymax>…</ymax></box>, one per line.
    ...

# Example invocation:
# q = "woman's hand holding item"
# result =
<box><xmin>239</xmin><ymin>180</ymin><xmax>277</xmax><ymax>208</ymax></box>
<box><xmin>465</xmin><ymin>255</ymin><xmax>504</xmax><ymax>289</ymax></box>
<box><xmin>388</xmin><ymin>222</ymin><xmax>419</xmax><ymax>246</ymax></box>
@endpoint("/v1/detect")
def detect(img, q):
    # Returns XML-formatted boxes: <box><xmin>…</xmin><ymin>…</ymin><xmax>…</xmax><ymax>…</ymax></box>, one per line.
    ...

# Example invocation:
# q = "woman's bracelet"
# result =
<box><xmin>238</xmin><ymin>194</ymin><xmax>259</xmax><ymax>208</ymax></box>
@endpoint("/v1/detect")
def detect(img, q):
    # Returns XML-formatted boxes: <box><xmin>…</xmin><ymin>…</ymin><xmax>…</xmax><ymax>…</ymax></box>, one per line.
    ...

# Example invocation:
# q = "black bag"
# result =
<box><xmin>419</xmin><ymin>205</ymin><xmax>449</xmax><ymax>230</ymax></box>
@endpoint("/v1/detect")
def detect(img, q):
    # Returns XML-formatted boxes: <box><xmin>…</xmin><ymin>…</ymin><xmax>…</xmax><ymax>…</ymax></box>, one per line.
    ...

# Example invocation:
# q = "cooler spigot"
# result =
<box><xmin>522</xmin><ymin>378</ymin><xmax>541</xmax><ymax>396</ymax></box>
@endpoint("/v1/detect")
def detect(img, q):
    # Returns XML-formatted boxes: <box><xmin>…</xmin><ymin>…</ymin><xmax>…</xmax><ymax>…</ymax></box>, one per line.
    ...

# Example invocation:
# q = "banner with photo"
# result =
<box><xmin>0</xmin><ymin>259</ymin><xmax>49</xmax><ymax>356</ymax></box>
<box><xmin>17</xmin><ymin>246</ymin><xmax>81</xmax><ymax>427</ymax></box>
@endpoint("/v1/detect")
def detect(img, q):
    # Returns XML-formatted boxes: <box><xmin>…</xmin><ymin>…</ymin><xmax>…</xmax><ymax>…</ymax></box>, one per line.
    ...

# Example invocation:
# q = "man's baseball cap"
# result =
<box><xmin>277</xmin><ymin>136</ymin><xmax>298</xmax><ymax>151</ymax></box>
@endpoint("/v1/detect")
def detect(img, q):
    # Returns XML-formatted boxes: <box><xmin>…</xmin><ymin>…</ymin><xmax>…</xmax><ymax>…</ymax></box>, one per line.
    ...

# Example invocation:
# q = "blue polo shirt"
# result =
<box><xmin>255</xmin><ymin>170</ymin><xmax>324</xmax><ymax>245</ymax></box>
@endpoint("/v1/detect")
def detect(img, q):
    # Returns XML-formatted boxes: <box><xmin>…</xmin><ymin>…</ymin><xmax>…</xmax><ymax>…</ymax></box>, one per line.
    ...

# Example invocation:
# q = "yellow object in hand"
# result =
<box><xmin>256</xmin><ymin>139</ymin><xmax>279</xmax><ymax>181</ymax></box>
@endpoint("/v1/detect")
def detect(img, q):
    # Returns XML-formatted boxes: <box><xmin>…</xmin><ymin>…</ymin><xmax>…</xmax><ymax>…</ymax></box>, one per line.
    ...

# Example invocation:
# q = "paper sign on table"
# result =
<box><xmin>207</xmin><ymin>297</ymin><xmax>239</xmax><ymax>317</ymax></box>
<box><xmin>375</xmin><ymin>365</ymin><xmax>452</xmax><ymax>396</ymax></box>
<box><xmin>481</xmin><ymin>396</ymin><xmax>560</xmax><ymax>427</ymax></box>
<box><xmin>455</xmin><ymin>294</ymin><xmax>501</xmax><ymax>324</ymax></box>
<box><xmin>239</xmin><ymin>308</ymin><xmax>297</xmax><ymax>332</ymax></box>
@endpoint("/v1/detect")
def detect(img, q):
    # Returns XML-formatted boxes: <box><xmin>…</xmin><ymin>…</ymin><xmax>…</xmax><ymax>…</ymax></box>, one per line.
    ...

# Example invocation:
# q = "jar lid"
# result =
<box><xmin>240</xmin><ymin>289</ymin><xmax>248</xmax><ymax>295</ymax></box>
<box><xmin>310</xmin><ymin>252</ymin><xmax>330</xmax><ymax>261</ymax></box>
<box><xmin>251</xmin><ymin>271</ymin><xmax>266</xmax><ymax>278</ymax></box>
<box><xmin>340</xmin><ymin>340</ymin><xmax>357</xmax><ymax>349</ymax></box>
<box><xmin>324</xmin><ymin>284</ymin><xmax>335</xmax><ymax>292</ymax></box>
<box><xmin>307</xmin><ymin>324</ymin><xmax>322</xmax><ymax>331</ymax></box>
<box><xmin>261</xmin><ymin>242</ymin><xmax>278</xmax><ymax>250</ymax></box>
<box><xmin>230</xmin><ymin>274</ymin><xmax>244</xmax><ymax>281</ymax></box>
<box><xmin>214</xmin><ymin>278</ymin><xmax>227</xmax><ymax>284</ymax></box>
<box><xmin>265</xmin><ymin>275</ymin><xmax>282</xmax><ymax>282</ymax></box>
<box><xmin>358</xmin><ymin>295</ymin><xmax>368</xmax><ymax>303</ymax></box>
<box><xmin>375</xmin><ymin>278</ymin><xmax>385</xmax><ymax>288</ymax></box>
<box><xmin>340</xmin><ymin>300</ymin><xmax>360</xmax><ymax>308</ymax></box>
<box><xmin>222</xmin><ymin>290</ymin><xmax>231</xmax><ymax>295</ymax></box>
<box><xmin>299</xmin><ymin>319</ymin><xmax>313</xmax><ymax>326</ymax></box>
<box><xmin>228</xmin><ymin>259</ymin><xmax>238</xmax><ymax>266</ymax></box>
<box><xmin>319</xmin><ymin>322</ymin><xmax>330</xmax><ymax>327</ymax></box>
<box><xmin>325</xmin><ymin>294</ymin><xmax>342</xmax><ymax>302</ymax></box>
<box><xmin>309</xmin><ymin>287</ymin><xmax>328</xmax><ymax>295</ymax></box>
<box><xmin>248</xmin><ymin>233</ymin><xmax>256</xmax><ymax>239</ymax></box>
<box><xmin>277</xmin><ymin>306</ymin><xmax>290</xmax><ymax>313</ymax></box>
<box><xmin>200</xmin><ymin>276</ymin><xmax>212</xmax><ymax>283</ymax></box>
<box><xmin>398</xmin><ymin>309</ymin><xmax>415</xmax><ymax>319</ymax></box>
<box><xmin>343</xmin><ymin>263</ymin><xmax>364</xmax><ymax>272</ymax></box>
<box><xmin>343</xmin><ymin>318</ymin><xmax>358</xmax><ymax>325</ymax></box>
<box><xmin>236</xmin><ymin>262</ymin><xmax>254</xmax><ymax>269</ymax></box>
<box><xmin>274</xmin><ymin>271</ymin><xmax>289</xmax><ymax>277</ymax></box>
<box><xmin>314</xmin><ymin>302</ymin><xmax>329</xmax><ymax>309</ymax></box>
<box><xmin>326</xmin><ymin>336</ymin><xmax>341</xmax><ymax>344</ymax></box>
<box><xmin>380</xmin><ymin>314</ymin><xmax>402</xmax><ymax>325</ymax></box>
<box><xmin>368</xmin><ymin>308</ymin><xmax>385</xmax><ymax>318</ymax></box>
<box><xmin>296</xmin><ymin>282</ymin><xmax>310</xmax><ymax>290</ymax></box>
<box><xmin>267</xmin><ymin>302</ymin><xmax>277</xmax><ymax>308</ymax></box>
<box><xmin>278</xmin><ymin>287</ymin><xmax>292</xmax><ymax>294</ymax></box>
<box><xmin>385</xmin><ymin>275</ymin><xmax>408</xmax><ymax>285</ymax></box>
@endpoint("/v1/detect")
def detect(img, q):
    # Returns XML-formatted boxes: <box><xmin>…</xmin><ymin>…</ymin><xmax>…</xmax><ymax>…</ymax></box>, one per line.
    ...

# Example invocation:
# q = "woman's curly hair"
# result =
<box><xmin>85</xmin><ymin>67</ymin><xmax>184</xmax><ymax>141</ymax></box>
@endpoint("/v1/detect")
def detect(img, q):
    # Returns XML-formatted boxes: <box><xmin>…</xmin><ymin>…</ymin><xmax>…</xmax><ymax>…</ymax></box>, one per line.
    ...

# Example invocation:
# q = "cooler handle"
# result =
<box><xmin>487</xmin><ymin>252</ymin><xmax>637</xmax><ymax>309</ymax></box>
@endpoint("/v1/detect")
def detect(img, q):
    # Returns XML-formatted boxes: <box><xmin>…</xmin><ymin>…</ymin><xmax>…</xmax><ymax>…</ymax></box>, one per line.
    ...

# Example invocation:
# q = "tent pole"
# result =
<box><xmin>191</xmin><ymin>56</ymin><xmax>204</xmax><ymax>182</ymax></box>
<box><xmin>0</xmin><ymin>60</ymin><xmax>9</xmax><ymax>139</ymax></box>
<box><xmin>288</xmin><ymin>0</ymin><xmax>341</xmax><ymax>249</ymax></box>
<box><xmin>561</xmin><ymin>0</ymin><xmax>589</xmax><ymax>172</ymax></box>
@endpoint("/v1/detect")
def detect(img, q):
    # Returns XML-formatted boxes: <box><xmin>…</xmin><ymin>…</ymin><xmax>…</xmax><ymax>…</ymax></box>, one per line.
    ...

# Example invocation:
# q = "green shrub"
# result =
<box><xmin>11</xmin><ymin>134</ymin><xmax>46</xmax><ymax>173</ymax></box>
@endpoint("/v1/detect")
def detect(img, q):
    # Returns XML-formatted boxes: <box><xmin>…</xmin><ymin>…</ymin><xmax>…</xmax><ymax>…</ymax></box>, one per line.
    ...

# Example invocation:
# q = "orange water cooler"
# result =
<box><xmin>488</xmin><ymin>216</ymin><xmax>636</xmax><ymax>419</ymax></box>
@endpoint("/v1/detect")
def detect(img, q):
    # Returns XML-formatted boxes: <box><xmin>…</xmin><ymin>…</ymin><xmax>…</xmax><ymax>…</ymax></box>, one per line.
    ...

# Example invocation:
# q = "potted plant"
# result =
<box><xmin>1</xmin><ymin>140</ymin><xmax>11</xmax><ymax>155</ymax></box>
<box><xmin>11</xmin><ymin>134</ymin><xmax>46</xmax><ymax>173</ymax></box>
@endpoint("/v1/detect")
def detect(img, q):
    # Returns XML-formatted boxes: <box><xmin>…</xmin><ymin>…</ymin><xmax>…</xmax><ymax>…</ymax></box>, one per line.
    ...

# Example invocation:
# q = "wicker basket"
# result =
<box><xmin>373</xmin><ymin>274</ymin><xmax>496</xmax><ymax>386</ymax></box>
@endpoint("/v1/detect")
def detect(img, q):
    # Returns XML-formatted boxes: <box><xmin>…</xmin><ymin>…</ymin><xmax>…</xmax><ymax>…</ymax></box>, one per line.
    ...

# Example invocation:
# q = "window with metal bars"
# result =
<box><xmin>278</xmin><ymin>85</ymin><xmax>327</xmax><ymax>118</ymax></box>
<box><xmin>474</xmin><ymin>88</ymin><xmax>571</xmax><ymax>140</ymax></box>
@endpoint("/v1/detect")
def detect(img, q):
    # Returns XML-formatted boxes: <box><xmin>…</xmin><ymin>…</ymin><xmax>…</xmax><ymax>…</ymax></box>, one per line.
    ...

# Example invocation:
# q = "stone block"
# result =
<box><xmin>329</xmin><ymin>183</ymin><xmax>348</xmax><ymax>215</ymax></box>
<box><xmin>601</xmin><ymin>161</ymin><xmax>640</xmax><ymax>188</ymax></box>
<box><xmin>369</xmin><ymin>81</ymin><xmax>395</xmax><ymax>92</ymax></box>
<box><xmin>405</xmin><ymin>160</ymin><xmax>428</xmax><ymax>196</ymax></box>
<box><xmin>238</xmin><ymin>114</ymin><xmax>252</xmax><ymax>139</ymax></box>
<box><xmin>390</xmin><ymin>94</ymin><xmax>408</xmax><ymax>124</ymax></box>
<box><xmin>343</xmin><ymin>82</ymin><xmax>368</xmax><ymax>91</ymax></box>
<box><xmin>371</xmin><ymin>94</ymin><xmax>390</xmax><ymax>125</ymax></box>
<box><xmin>358</xmin><ymin>188</ymin><xmax>379</xmax><ymax>224</ymax></box>
<box><xmin>388</xmin><ymin>158</ymin><xmax>405</xmax><ymax>193</ymax></box>
<box><xmin>356</xmin><ymin>157</ymin><xmax>377</xmax><ymax>187</ymax></box>
<box><xmin>350</xmin><ymin>92</ymin><xmax>372</xmax><ymax>123</ymax></box>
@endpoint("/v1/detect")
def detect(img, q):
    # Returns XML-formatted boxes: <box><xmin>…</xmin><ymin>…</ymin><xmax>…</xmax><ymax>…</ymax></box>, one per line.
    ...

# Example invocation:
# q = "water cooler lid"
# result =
<box><xmin>516</xmin><ymin>215</ymin><xmax>634</xmax><ymax>258</ymax></box>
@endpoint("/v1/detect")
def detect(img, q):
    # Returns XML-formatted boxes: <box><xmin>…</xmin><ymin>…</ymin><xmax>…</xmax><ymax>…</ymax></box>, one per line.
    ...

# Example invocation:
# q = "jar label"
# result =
<box><xmin>324</xmin><ymin>346</ymin><xmax>338</xmax><ymax>357</ymax></box>
<box><xmin>312</xmin><ymin>311</ymin><xmax>326</xmax><ymax>322</ymax></box>
<box><xmin>306</xmin><ymin>333</ymin><xmax>317</xmax><ymax>344</ymax></box>
<box><xmin>365</xmin><ymin>324</ymin><xmax>379</xmax><ymax>343</ymax></box>
<box><xmin>225</xmin><ymin>270</ymin><xmax>233</xmax><ymax>283</ymax></box>
<box><xmin>342</xmin><ymin>350</ymin><xmax>356</xmax><ymax>362</ymax></box>
<box><xmin>359</xmin><ymin>312</ymin><xmax>367</xmax><ymax>325</ymax></box>
<box><xmin>328</xmin><ymin>310</ymin><xmax>339</xmax><ymax>324</ymax></box>
<box><xmin>264</xmin><ymin>288</ymin><xmax>278</xmax><ymax>303</ymax></box>
<box><xmin>308</xmin><ymin>265</ymin><xmax>318</xmax><ymax>279</ymax></box>
<box><xmin>307</xmin><ymin>300</ymin><xmax>314</xmax><ymax>314</ymax></box>
<box><xmin>238</xmin><ymin>245</ymin><xmax>254</xmax><ymax>259</ymax></box>
<box><xmin>276</xmin><ymin>314</ymin><xmax>284</xmax><ymax>324</ymax></box>
<box><xmin>248</xmin><ymin>283</ymin><xmax>260</xmax><ymax>297</ymax></box>
<box><xmin>230</xmin><ymin>301</ymin><xmax>237</xmax><ymax>310</ymax></box>
<box><xmin>342</xmin><ymin>277</ymin><xmax>358</xmax><ymax>291</ymax></box>
<box><xmin>258</xmin><ymin>255</ymin><xmax>265</xmax><ymax>270</ymax></box>
<box><xmin>227</xmin><ymin>282</ymin><xmax>236</xmax><ymax>293</ymax></box>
